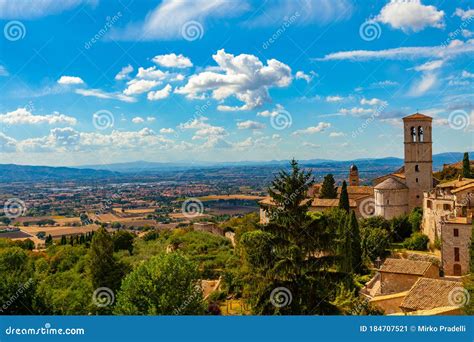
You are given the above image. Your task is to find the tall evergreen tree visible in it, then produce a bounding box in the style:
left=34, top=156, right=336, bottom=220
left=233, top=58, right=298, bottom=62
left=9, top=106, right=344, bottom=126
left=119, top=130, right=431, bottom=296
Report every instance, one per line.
left=89, top=227, right=124, bottom=294
left=463, top=152, right=471, bottom=178
left=241, top=159, right=338, bottom=314
left=60, top=235, right=67, bottom=245
left=338, top=181, right=350, bottom=212
left=320, top=174, right=337, bottom=199
left=348, top=211, right=362, bottom=273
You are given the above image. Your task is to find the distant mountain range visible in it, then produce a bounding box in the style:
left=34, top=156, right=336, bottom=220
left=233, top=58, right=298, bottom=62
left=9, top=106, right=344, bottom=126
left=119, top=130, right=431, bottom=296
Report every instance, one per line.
left=0, top=152, right=470, bottom=183
left=80, top=152, right=471, bottom=172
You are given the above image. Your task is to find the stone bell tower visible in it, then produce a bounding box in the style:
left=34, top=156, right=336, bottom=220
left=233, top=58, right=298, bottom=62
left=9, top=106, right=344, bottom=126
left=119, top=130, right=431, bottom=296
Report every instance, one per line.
left=403, top=113, right=433, bottom=209
left=349, top=164, right=359, bottom=186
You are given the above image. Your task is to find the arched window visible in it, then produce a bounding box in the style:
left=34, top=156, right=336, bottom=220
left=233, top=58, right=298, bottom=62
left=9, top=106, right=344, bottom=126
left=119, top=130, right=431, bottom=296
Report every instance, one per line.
left=411, top=126, right=417, bottom=142
left=415, top=165, right=419, bottom=172
left=418, top=126, right=424, bottom=142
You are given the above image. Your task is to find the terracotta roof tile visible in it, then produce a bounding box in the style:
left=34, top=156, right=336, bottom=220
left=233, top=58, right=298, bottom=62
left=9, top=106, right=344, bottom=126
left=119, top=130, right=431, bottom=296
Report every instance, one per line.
left=400, top=278, right=463, bottom=311
left=403, top=113, right=433, bottom=121
left=380, top=258, right=431, bottom=275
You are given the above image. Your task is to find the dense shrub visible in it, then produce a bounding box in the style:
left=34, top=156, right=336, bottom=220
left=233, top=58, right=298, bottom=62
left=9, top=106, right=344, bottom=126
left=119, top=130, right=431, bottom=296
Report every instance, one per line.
left=402, top=233, right=429, bottom=251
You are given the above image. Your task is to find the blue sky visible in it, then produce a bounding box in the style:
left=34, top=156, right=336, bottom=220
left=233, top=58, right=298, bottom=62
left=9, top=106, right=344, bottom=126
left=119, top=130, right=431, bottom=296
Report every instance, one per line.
left=0, top=0, right=473, bottom=166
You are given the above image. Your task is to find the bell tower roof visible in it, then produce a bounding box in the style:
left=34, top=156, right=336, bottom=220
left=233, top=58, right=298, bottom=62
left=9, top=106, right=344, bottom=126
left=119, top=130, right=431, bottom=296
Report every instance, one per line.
left=402, top=113, right=432, bottom=121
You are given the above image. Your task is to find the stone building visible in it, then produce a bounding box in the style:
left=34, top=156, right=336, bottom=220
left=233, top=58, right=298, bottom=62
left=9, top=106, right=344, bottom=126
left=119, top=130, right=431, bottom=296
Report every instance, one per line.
left=374, top=177, right=409, bottom=219
left=349, top=164, right=359, bottom=186
left=422, top=177, right=473, bottom=276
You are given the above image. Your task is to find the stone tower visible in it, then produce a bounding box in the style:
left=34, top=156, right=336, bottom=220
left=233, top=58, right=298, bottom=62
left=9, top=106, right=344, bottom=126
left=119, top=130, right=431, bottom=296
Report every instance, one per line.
left=349, top=164, right=359, bottom=186
left=403, top=113, right=433, bottom=209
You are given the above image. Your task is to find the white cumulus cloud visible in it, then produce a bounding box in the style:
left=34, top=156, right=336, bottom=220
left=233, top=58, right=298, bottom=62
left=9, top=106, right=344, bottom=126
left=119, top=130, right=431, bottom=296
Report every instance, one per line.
left=57, top=76, right=84, bottom=85
left=147, top=84, right=172, bottom=101
left=0, top=108, right=77, bottom=126
left=153, top=53, right=193, bottom=68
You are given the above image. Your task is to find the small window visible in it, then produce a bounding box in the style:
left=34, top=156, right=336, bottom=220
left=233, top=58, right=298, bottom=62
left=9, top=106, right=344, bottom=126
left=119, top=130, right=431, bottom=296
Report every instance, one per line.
left=454, top=247, right=460, bottom=262
left=427, top=200, right=432, bottom=209
left=443, top=204, right=451, bottom=211
left=416, top=178, right=419, bottom=183
left=416, top=195, right=420, bottom=199
left=454, top=229, right=459, bottom=237
left=415, top=165, right=419, bottom=172
left=386, top=200, right=389, bottom=205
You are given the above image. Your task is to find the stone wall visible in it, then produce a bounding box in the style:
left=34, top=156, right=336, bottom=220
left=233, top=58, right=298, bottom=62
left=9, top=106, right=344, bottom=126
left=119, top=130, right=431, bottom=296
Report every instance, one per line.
left=441, top=222, right=471, bottom=276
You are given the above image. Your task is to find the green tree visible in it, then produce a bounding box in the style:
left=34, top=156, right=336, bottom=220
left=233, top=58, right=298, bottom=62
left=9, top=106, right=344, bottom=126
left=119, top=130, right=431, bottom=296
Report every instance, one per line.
left=320, top=174, right=337, bottom=199
left=408, top=207, right=423, bottom=233
left=338, top=181, right=350, bottom=212
left=348, top=211, right=362, bottom=273
left=60, top=235, right=67, bottom=245
left=390, top=215, right=412, bottom=242
left=88, top=227, right=125, bottom=294
left=0, top=247, right=36, bottom=314
left=360, top=226, right=390, bottom=263
left=113, top=230, right=135, bottom=254
left=114, top=253, right=205, bottom=315
left=402, top=232, right=429, bottom=251
left=45, top=234, right=53, bottom=247
left=463, top=152, right=471, bottom=178
left=241, top=159, right=338, bottom=315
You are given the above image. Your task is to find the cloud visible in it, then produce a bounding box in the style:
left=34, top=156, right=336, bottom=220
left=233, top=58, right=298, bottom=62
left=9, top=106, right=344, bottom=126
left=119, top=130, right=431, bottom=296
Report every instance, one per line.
left=123, top=79, right=160, bottom=96
left=147, top=84, right=172, bottom=101
left=360, top=98, right=387, bottom=106
left=0, top=0, right=95, bottom=19
left=302, top=142, right=321, bottom=148
left=0, top=65, right=9, bottom=77
left=237, top=120, right=266, bottom=130
left=111, top=0, right=247, bottom=41
left=115, top=65, right=134, bottom=81
left=153, top=53, right=193, bottom=68
left=316, top=39, right=474, bottom=61
left=376, top=0, right=444, bottom=33
left=454, top=8, right=474, bottom=21
left=18, top=127, right=172, bottom=153
left=179, top=116, right=227, bottom=142
left=339, top=107, right=373, bottom=116
left=57, top=76, right=84, bottom=85
left=0, top=108, right=77, bottom=126
left=462, top=29, right=474, bottom=38
left=132, top=117, right=145, bottom=124
left=75, top=88, right=136, bottom=103
left=146, top=117, right=156, bottom=122
left=295, top=71, right=312, bottom=82
left=326, top=95, right=344, bottom=102
left=412, top=59, right=444, bottom=71
left=462, top=70, right=474, bottom=79
left=160, top=128, right=175, bottom=134
left=369, top=80, right=399, bottom=88
left=409, top=72, right=438, bottom=96
left=0, top=133, right=17, bottom=152
left=246, top=0, right=353, bottom=27
left=257, top=104, right=286, bottom=117
left=292, top=122, right=331, bottom=135
left=135, top=66, right=167, bottom=81
left=329, top=132, right=345, bottom=137
left=176, top=49, right=292, bottom=111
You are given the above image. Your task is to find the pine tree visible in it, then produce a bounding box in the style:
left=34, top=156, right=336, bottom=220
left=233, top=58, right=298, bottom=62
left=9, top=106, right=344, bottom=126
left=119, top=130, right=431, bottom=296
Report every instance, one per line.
left=463, top=152, right=471, bottom=178
left=348, top=210, right=362, bottom=273
left=45, top=234, right=53, bottom=247
left=320, top=174, right=337, bottom=198
left=60, top=235, right=67, bottom=245
left=241, top=159, right=339, bottom=314
left=69, top=236, right=74, bottom=246
left=338, top=181, right=350, bottom=212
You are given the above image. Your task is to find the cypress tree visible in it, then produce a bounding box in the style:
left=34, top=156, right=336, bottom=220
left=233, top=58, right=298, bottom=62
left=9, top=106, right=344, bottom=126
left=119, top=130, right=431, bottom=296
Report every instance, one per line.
left=338, top=181, right=350, bottom=212
left=320, top=174, right=337, bottom=198
left=60, top=235, right=67, bottom=245
left=463, top=152, right=471, bottom=178
left=89, top=227, right=124, bottom=292
left=348, top=210, right=362, bottom=273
